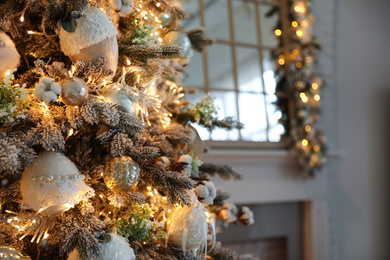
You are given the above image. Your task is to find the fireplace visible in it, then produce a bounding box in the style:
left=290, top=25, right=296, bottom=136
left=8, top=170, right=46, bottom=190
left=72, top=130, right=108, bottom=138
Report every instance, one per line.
left=217, top=202, right=303, bottom=260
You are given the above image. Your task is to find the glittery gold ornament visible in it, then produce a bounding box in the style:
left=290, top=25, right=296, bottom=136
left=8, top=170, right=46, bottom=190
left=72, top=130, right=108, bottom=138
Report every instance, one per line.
left=61, top=77, right=88, bottom=106
left=104, top=156, right=140, bottom=193
left=0, top=246, right=26, bottom=260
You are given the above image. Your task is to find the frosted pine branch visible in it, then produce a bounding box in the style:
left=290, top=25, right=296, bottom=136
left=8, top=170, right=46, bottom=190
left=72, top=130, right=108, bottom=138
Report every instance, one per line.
left=199, top=163, right=243, bottom=181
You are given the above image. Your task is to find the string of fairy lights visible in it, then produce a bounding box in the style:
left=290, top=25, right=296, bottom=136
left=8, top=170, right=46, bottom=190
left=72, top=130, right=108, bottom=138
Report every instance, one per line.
left=271, top=0, right=327, bottom=175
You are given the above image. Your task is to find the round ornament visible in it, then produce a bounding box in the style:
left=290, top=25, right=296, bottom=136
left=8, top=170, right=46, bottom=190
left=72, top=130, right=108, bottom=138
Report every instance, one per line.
left=167, top=192, right=211, bottom=252
left=0, top=246, right=26, bottom=260
left=59, top=7, right=118, bottom=75
left=101, top=89, right=135, bottom=114
left=0, top=32, right=20, bottom=80
left=20, top=151, right=95, bottom=216
left=61, top=77, right=89, bottom=106
left=104, top=156, right=140, bottom=193
left=163, top=31, right=192, bottom=59
left=158, top=12, right=172, bottom=27
left=68, top=233, right=135, bottom=260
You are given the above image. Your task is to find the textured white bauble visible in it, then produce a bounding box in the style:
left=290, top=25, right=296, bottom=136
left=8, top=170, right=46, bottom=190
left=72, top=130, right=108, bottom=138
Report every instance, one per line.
left=0, top=32, right=20, bottom=80
left=20, top=151, right=94, bottom=216
left=67, top=233, right=135, bottom=260
left=59, top=7, right=118, bottom=75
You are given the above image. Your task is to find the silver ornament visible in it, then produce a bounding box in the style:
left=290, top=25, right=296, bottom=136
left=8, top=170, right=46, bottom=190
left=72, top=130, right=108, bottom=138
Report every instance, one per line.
left=0, top=246, right=26, bottom=260
left=61, top=77, right=89, bottom=106
left=163, top=31, right=192, bottom=59
left=104, top=156, right=140, bottom=193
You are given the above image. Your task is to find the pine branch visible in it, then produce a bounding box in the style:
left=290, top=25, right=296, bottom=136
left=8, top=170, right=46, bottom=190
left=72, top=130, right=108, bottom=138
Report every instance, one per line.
left=127, top=146, right=161, bottom=163
left=140, top=163, right=195, bottom=206
left=110, top=132, right=134, bottom=157
left=173, top=112, right=244, bottom=131
left=161, top=123, right=191, bottom=145
left=119, top=44, right=182, bottom=60
left=26, top=118, right=65, bottom=152
left=208, top=242, right=238, bottom=260
left=199, top=163, right=242, bottom=181
left=122, top=191, right=146, bottom=205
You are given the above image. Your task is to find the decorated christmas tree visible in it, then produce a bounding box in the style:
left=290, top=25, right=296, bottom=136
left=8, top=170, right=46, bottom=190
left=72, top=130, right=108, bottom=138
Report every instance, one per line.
left=0, top=0, right=254, bottom=259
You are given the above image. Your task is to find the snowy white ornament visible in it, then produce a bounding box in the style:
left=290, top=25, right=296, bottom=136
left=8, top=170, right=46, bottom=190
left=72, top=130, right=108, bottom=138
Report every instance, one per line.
left=0, top=32, right=20, bottom=80
left=0, top=246, right=26, bottom=260
left=59, top=7, right=118, bottom=75
left=167, top=191, right=215, bottom=256
left=67, top=233, right=135, bottom=260
left=34, top=77, right=62, bottom=104
left=20, top=151, right=95, bottom=216
left=195, top=180, right=216, bottom=206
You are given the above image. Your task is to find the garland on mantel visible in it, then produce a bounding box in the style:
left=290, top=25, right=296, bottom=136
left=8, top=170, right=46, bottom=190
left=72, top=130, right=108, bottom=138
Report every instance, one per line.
left=268, top=0, right=327, bottom=175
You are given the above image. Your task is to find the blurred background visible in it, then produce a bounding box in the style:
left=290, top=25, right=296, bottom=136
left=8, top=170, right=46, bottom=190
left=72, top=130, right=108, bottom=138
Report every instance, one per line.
left=181, top=0, right=390, bottom=259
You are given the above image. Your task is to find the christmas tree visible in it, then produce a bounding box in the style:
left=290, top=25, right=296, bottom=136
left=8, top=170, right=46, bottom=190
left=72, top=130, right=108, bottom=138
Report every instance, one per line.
left=0, top=0, right=254, bottom=259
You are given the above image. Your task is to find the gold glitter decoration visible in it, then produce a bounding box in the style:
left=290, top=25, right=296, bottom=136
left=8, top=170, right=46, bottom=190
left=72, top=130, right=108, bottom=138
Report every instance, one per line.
left=104, top=156, right=140, bottom=193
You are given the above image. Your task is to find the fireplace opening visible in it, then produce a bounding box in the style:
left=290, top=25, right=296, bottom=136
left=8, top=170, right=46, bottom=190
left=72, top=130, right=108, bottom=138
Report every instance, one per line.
left=216, top=202, right=303, bottom=260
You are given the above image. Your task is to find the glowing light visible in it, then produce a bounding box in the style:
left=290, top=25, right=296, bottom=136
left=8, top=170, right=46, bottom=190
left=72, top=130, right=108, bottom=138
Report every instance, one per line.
left=162, top=197, right=167, bottom=200
left=274, top=29, right=282, bottom=36
left=5, top=70, right=10, bottom=76
left=27, top=31, right=34, bottom=34
left=302, top=139, right=309, bottom=146
left=43, top=233, right=49, bottom=240
left=13, top=217, right=18, bottom=220
left=314, top=94, right=321, bottom=101
left=296, top=30, right=303, bottom=37
left=139, top=4, right=142, bottom=7
left=312, top=83, right=319, bottom=90
left=305, top=125, right=311, bottom=132
left=300, top=92, right=306, bottom=98
left=155, top=17, right=159, bottom=22
left=292, top=21, right=298, bottom=27
left=68, top=128, right=74, bottom=137
left=156, top=2, right=161, bottom=7
left=7, top=219, right=11, bottom=223
left=293, top=49, right=299, bottom=55
left=314, top=145, right=321, bottom=152
left=147, top=186, right=152, bottom=190
left=127, top=59, right=131, bottom=65
left=278, top=58, right=285, bottom=65
left=32, top=219, right=36, bottom=224
left=296, top=62, right=302, bottom=69
left=167, top=209, right=171, bottom=213
left=20, top=16, right=24, bottom=22
left=137, top=75, right=140, bottom=84
left=99, top=194, right=104, bottom=198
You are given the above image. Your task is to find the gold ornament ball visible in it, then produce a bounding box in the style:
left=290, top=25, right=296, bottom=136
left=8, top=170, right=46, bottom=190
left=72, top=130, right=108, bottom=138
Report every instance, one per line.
left=104, top=156, right=140, bottom=193
left=61, top=77, right=89, bottom=106
left=0, top=246, right=26, bottom=260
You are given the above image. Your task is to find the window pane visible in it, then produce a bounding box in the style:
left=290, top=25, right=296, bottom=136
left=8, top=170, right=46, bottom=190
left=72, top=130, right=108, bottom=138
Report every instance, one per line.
left=233, top=0, right=257, bottom=45
left=259, top=4, right=278, bottom=48
left=205, top=0, right=230, bottom=40
left=210, top=91, right=239, bottom=141
left=266, top=94, right=285, bottom=142
left=182, top=0, right=201, bottom=28
left=182, top=52, right=204, bottom=87
left=208, top=44, right=235, bottom=90
left=262, top=50, right=277, bottom=94
left=236, top=47, right=263, bottom=93
left=238, top=93, right=268, bottom=141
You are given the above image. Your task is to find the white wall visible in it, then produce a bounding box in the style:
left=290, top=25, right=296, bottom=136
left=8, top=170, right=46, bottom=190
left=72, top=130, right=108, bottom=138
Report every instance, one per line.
left=315, top=0, right=390, bottom=259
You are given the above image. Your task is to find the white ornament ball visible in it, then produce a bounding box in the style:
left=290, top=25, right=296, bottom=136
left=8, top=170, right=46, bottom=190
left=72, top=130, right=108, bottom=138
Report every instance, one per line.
left=20, top=151, right=95, bottom=216
left=61, top=77, right=89, bottom=106
left=0, top=32, right=19, bottom=80
left=59, top=7, right=118, bottom=75
left=67, top=233, right=135, bottom=260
